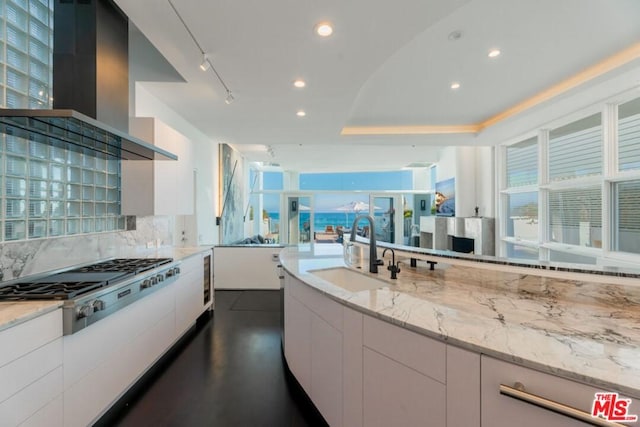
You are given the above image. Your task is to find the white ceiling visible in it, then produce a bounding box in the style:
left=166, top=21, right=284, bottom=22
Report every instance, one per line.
left=116, top=0, right=640, bottom=172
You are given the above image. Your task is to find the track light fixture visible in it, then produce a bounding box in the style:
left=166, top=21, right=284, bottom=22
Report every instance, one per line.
left=199, top=54, right=210, bottom=71
left=168, top=0, right=235, bottom=104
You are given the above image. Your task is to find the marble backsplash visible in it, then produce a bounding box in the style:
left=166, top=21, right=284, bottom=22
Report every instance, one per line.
left=0, top=216, right=174, bottom=281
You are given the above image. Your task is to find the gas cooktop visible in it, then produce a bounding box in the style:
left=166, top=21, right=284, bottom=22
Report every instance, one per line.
left=68, top=258, right=173, bottom=274
left=0, top=258, right=174, bottom=301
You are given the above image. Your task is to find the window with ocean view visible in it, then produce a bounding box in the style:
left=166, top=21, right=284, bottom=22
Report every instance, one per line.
left=249, top=168, right=426, bottom=245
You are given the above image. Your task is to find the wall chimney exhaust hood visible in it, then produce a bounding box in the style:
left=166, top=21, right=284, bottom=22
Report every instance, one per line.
left=0, top=109, right=178, bottom=161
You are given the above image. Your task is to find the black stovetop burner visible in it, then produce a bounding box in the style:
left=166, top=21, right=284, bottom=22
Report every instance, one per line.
left=0, top=258, right=174, bottom=301
left=68, top=258, right=173, bottom=275
left=0, top=280, right=109, bottom=300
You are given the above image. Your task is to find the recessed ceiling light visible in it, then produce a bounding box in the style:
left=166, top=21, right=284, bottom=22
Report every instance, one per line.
left=315, top=22, right=333, bottom=37
left=448, top=30, right=462, bottom=41
left=293, top=79, right=306, bottom=88
left=296, top=110, right=306, bottom=117
left=488, top=49, right=501, bottom=58
left=450, top=82, right=461, bottom=90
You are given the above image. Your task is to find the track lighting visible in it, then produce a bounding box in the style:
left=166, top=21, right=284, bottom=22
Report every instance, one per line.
left=168, top=0, right=235, bottom=105
left=199, top=54, right=210, bottom=71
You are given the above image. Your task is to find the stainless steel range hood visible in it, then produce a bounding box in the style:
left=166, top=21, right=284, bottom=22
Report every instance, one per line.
left=0, top=109, right=178, bottom=161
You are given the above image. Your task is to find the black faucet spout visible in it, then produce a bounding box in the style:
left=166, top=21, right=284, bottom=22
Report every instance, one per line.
left=382, top=248, right=401, bottom=279
left=350, top=215, right=382, bottom=273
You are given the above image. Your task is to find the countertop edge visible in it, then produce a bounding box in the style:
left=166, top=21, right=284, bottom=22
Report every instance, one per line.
left=0, top=301, right=63, bottom=332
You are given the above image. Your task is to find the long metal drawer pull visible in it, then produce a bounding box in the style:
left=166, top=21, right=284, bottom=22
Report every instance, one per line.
left=499, top=383, right=629, bottom=427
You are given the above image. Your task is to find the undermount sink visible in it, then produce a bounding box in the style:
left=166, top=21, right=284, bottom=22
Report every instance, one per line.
left=309, top=267, right=388, bottom=292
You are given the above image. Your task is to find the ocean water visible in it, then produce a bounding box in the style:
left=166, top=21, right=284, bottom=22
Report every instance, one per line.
left=268, top=212, right=368, bottom=232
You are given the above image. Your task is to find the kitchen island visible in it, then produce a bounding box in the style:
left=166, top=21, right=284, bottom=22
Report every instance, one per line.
left=280, top=243, right=640, bottom=427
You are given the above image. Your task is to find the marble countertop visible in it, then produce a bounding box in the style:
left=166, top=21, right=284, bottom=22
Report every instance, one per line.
left=279, top=244, right=640, bottom=399
left=357, top=237, right=640, bottom=279
left=0, top=301, right=62, bottom=332
left=131, top=245, right=213, bottom=262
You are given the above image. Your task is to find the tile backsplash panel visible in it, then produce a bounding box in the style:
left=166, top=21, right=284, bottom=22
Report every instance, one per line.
left=0, top=216, right=174, bottom=281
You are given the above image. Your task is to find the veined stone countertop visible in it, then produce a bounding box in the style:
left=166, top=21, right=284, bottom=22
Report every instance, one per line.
left=0, top=301, right=62, bottom=332
left=279, top=244, right=640, bottom=399
left=132, top=245, right=213, bottom=262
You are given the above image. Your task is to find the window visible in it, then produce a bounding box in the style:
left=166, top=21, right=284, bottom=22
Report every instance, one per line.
left=503, top=138, right=539, bottom=244
left=506, top=192, right=538, bottom=241
left=549, top=113, right=602, bottom=181
left=548, top=187, right=601, bottom=247
left=506, top=137, right=537, bottom=187
left=618, top=97, right=640, bottom=172
left=499, top=94, right=640, bottom=265
left=613, top=180, right=640, bottom=254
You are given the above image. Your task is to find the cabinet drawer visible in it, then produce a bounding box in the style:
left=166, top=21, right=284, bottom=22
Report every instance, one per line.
left=64, top=284, right=175, bottom=388
left=0, top=366, right=63, bottom=427
left=363, top=315, right=445, bottom=383
left=363, top=347, right=445, bottom=427
left=481, top=355, right=631, bottom=427
left=0, top=338, right=62, bottom=403
left=64, top=312, right=176, bottom=427
left=0, top=309, right=62, bottom=369
left=20, top=395, right=63, bottom=427
left=180, top=253, right=205, bottom=276
left=289, top=276, right=343, bottom=331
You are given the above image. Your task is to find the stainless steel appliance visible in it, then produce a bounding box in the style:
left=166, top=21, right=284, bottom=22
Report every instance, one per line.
left=0, top=258, right=181, bottom=335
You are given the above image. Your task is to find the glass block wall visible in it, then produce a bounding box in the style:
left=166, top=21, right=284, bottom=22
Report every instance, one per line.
left=1, top=131, right=125, bottom=240
left=1, top=0, right=53, bottom=109
left=0, top=0, right=126, bottom=241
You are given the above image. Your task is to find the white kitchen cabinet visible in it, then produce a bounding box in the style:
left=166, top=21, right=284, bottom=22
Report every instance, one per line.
left=64, top=284, right=177, bottom=427
left=446, top=345, right=480, bottom=427
left=363, top=315, right=446, bottom=383
left=20, top=395, right=63, bottom=427
left=175, top=252, right=210, bottom=336
left=363, top=347, right=446, bottom=427
left=0, top=309, right=63, bottom=427
left=284, top=273, right=345, bottom=425
left=481, top=355, right=616, bottom=427
left=362, top=315, right=446, bottom=427
left=213, top=247, right=283, bottom=290
left=342, top=307, right=363, bottom=427
left=310, top=312, right=343, bottom=427
left=284, top=277, right=312, bottom=394
left=122, top=117, right=194, bottom=215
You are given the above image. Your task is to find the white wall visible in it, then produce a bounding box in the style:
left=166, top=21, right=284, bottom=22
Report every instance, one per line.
left=436, top=147, right=457, bottom=182
left=412, top=168, right=430, bottom=191
left=434, top=146, right=494, bottom=218
left=475, top=146, right=494, bottom=218
left=454, top=147, right=477, bottom=217
left=134, top=83, right=219, bottom=245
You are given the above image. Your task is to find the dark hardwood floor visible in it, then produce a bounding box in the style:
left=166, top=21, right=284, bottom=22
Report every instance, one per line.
left=105, top=290, right=314, bottom=427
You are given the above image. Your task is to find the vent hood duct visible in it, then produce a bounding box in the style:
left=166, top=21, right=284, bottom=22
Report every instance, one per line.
left=0, top=109, right=177, bottom=161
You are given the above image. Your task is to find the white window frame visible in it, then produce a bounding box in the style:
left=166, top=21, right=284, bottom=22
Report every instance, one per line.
left=498, top=89, right=640, bottom=266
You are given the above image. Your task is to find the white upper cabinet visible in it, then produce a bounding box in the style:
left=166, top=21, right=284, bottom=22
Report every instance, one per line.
left=122, top=117, right=194, bottom=215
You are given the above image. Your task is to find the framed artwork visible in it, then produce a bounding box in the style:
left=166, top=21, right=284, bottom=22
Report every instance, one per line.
left=435, top=178, right=455, bottom=216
